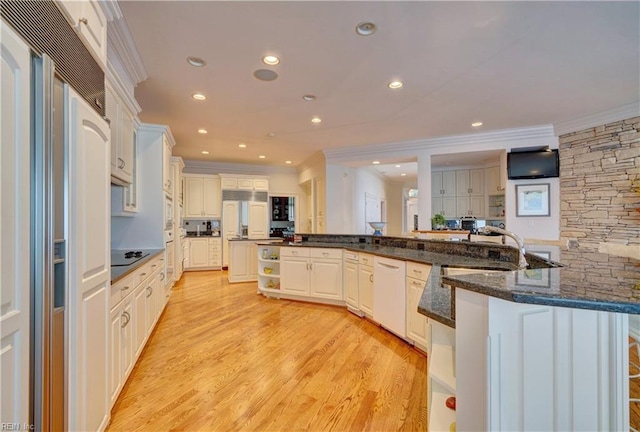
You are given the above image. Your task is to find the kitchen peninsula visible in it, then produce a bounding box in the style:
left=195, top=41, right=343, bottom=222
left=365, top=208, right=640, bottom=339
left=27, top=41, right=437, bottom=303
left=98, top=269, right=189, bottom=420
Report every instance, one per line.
left=269, top=234, right=639, bottom=431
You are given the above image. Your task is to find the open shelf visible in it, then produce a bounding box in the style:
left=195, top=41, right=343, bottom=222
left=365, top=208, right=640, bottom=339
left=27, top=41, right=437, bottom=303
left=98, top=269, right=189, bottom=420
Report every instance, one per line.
left=258, top=244, right=281, bottom=293
left=258, top=272, right=280, bottom=278
left=429, top=381, right=456, bottom=432
left=429, top=342, right=456, bottom=393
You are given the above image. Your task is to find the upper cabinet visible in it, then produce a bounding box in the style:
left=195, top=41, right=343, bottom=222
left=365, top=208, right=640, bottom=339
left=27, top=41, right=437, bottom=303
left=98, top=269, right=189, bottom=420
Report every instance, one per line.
left=432, top=171, right=457, bottom=197
left=162, top=135, right=173, bottom=197
left=106, top=82, right=134, bottom=185
left=220, top=176, right=269, bottom=191
left=184, top=174, right=221, bottom=218
left=56, top=0, right=107, bottom=68
left=485, top=166, right=505, bottom=195
left=456, top=169, right=484, bottom=197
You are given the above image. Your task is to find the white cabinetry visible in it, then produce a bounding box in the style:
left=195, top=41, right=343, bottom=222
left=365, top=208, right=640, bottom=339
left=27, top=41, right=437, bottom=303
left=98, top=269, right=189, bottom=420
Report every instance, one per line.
left=432, top=196, right=457, bottom=218
left=228, top=241, right=259, bottom=283
left=248, top=201, right=269, bottom=239
left=220, top=176, right=269, bottom=191
left=184, top=174, right=221, bottom=218
left=431, top=171, right=457, bottom=197
left=485, top=165, right=505, bottom=195
left=280, top=247, right=343, bottom=302
left=456, top=169, right=484, bottom=196
left=428, top=319, right=457, bottom=432
left=257, top=244, right=281, bottom=292
left=406, top=262, right=431, bottom=352
left=185, top=237, right=222, bottom=270
left=456, top=195, right=485, bottom=218
left=162, top=135, right=173, bottom=197
left=343, top=253, right=359, bottom=310
left=373, top=257, right=406, bottom=338
left=67, top=89, right=110, bottom=432
left=1, top=22, right=31, bottom=427
left=56, top=0, right=107, bottom=68
left=222, top=200, right=239, bottom=267
left=358, top=254, right=374, bottom=317
left=455, top=289, right=627, bottom=431
left=106, top=81, right=134, bottom=185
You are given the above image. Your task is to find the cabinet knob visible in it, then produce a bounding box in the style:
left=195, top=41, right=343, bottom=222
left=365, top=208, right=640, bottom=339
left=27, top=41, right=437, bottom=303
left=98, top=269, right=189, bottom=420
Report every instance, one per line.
left=79, top=17, right=88, bottom=25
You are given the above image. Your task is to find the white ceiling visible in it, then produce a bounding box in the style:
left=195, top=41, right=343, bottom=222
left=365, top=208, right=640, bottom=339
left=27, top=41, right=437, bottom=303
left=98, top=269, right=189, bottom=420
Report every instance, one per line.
left=119, top=1, right=639, bottom=169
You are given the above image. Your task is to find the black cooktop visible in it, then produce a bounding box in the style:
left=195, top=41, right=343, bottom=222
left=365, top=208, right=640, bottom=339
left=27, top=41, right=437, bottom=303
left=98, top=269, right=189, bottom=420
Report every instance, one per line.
left=111, top=250, right=150, bottom=267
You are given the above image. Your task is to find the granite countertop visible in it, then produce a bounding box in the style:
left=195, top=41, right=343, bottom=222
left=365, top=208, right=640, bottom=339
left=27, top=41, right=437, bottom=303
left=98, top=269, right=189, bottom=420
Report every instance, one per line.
left=111, top=249, right=164, bottom=284
left=185, top=231, right=220, bottom=238
left=441, top=247, right=640, bottom=320
left=229, top=237, right=283, bottom=242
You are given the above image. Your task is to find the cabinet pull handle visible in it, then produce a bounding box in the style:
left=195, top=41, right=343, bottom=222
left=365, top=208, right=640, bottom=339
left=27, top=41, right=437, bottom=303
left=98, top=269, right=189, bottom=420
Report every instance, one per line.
left=322, top=252, right=329, bottom=256
left=378, top=262, right=400, bottom=270
left=121, top=285, right=130, bottom=292
left=79, top=17, right=88, bottom=25
left=413, top=269, right=422, bottom=274
left=161, top=273, right=165, bottom=280
left=146, top=286, right=153, bottom=297
left=310, top=263, right=313, bottom=270
left=369, top=274, right=373, bottom=283
left=140, top=272, right=147, bottom=277
left=121, top=311, right=130, bottom=328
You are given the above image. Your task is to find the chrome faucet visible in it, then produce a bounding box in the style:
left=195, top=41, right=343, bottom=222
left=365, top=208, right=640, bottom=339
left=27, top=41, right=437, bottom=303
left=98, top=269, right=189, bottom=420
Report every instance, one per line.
left=481, top=226, right=528, bottom=269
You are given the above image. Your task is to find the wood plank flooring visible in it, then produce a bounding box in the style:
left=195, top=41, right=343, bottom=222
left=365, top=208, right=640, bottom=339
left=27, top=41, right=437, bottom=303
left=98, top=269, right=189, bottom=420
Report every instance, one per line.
left=107, top=271, right=428, bottom=432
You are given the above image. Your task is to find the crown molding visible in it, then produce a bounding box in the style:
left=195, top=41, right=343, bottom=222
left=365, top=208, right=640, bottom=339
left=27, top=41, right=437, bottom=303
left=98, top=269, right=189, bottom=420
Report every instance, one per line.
left=107, top=17, right=148, bottom=89
left=324, top=125, right=556, bottom=164
left=553, top=102, right=640, bottom=136
left=183, top=160, right=297, bottom=176
left=138, top=123, right=175, bottom=148
left=100, top=0, right=123, bottom=22
left=296, top=151, right=326, bottom=173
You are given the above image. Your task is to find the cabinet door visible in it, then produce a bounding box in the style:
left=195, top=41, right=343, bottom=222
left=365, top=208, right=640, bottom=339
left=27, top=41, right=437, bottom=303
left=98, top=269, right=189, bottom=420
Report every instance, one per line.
left=248, top=202, right=268, bottom=239
left=78, top=0, right=107, bottom=66
left=485, top=166, right=503, bottom=195
left=358, top=266, right=374, bottom=316
left=310, top=259, right=343, bottom=300
left=221, top=177, right=238, bottom=189
left=184, top=177, right=204, bottom=218
left=470, top=196, right=484, bottom=217
left=1, top=23, right=31, bottom=426
left=248, top=242, right=259, bottom=279
left=344, top=261, right=359, bottom=308
left=189, top=239, right=209, bottom=267
left=163, top=135, right=172, bottom=196
left=469, top=169, right=484, bottom=196
left=432, top=197, right=457, bottom=218
left=456, top=196, right=470, bottom=217
left=119, top=107, right=134, bottom=182
left=203, top=177, right=221, bottom=217
left=281, top=258, right=310, bottom=295
left=237, top=178, right=254, bottom=190
left=133, top=285, right=147, bottom=359
left=109, top=307, right=123, bottom=407
left=106, top=85, right=121, bottom=177
left=406, top=276, right=429, bottom=349
left=121, top=297, right=134, bottom=379
left=431, top=172, right=444, bottom=196
left=68, top=89, right=110, bottom=432
left=315, top=178, right=326, bottom=217
left=253, top=179, right=269, bottom=191
left=456, top=170, right=471, bottom=196
left=229, top=242, right=249, bottom=279
left=442, top=171, right=457, bottom=196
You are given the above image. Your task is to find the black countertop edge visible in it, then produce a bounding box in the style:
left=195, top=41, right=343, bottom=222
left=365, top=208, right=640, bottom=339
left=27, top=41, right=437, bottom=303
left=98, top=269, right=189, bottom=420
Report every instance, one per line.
left=185, top=233, right=220, bottom=238
left=111, top=249, right=164, bottom=285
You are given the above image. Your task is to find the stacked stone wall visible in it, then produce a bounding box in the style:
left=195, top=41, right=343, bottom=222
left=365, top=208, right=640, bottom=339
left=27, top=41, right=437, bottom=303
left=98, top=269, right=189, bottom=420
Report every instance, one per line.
left=559, top=117, right=640, bottom=250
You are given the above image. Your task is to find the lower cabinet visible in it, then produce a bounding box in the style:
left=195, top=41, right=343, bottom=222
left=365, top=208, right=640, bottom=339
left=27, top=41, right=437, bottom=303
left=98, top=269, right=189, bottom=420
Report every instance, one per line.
left=406, top=262, right=432, bottom=352
left=280, top=247, right=343, bottom=301
left=228, top=241, right=259, bottom=283
left=373, top=256, right=406, bottom=338
left=109, top=254, right=166, bottom=410
left=185, top=237, right=222, bottom=270
left=358, top=254, right=374, bottom=316
left=343, top=254, right=359, bottom=310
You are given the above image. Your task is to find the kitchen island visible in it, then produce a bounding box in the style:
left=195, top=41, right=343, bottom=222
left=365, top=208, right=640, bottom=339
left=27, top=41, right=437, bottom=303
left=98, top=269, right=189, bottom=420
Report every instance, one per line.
left=278, top=234, right=640, bottom=431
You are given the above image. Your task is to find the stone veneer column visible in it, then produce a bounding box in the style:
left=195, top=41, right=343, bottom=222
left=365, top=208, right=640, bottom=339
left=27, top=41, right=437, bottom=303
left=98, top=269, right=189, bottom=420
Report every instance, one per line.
left=558, top=116, right=640, bottom=253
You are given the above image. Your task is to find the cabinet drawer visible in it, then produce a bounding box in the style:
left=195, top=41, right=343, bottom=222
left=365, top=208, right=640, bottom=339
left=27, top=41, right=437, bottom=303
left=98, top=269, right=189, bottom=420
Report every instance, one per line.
left=406, top=276, right=427, bottom=291
left=110, top=274, right=134, bottom=309
left=359, top=253, right=374, bottom=266
left=221, top=178, right=237, bottom=189
left=406, top=262, right=432, bottom=282
left=280, top=247, right=310, bottom=258
left=253, top=179, right=269, bottom=191
left=310, top=248, right=342, bottom=260
left=237, top=178, right=253, bottom=189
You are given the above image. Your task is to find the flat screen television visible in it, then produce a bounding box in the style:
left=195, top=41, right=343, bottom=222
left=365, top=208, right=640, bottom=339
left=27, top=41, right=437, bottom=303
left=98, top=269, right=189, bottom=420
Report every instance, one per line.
left=507, top=149, right=559, bottom=179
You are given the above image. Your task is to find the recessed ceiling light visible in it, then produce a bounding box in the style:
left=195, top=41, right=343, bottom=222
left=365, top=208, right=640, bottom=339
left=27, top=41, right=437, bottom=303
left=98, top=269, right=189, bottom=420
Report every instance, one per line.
left=355, top=22, right=377, bottom=36
left=192, top=93, right=206, bottom=101
left=472, top=121, right=483, bottom=127
left=258, top=155, right=266, bottom=159
left=238, top=143, right=247, bottom=148
left=285, top=160, right=292, bottom=164
left=186, top=56, right=206, bottom=67
left=311, top=117, right=322, bottom=124
left=302, top=95, right=316, bottom=101
left=254, top=69, right=278, bottom=81
left=401, top=173, right=407, bottom=176
left=372, top=161, right=380, bottom=165
left=198, top=129, right=208, bottom=134
left=201, top=151, right=209, bottom=155
left=395, top=164, right=401, bottom=168
left=266, top=132, right=276, bottom=138
left=388, top=81, right=403, bottom=89
left=262, top=55, right=280, bottom=66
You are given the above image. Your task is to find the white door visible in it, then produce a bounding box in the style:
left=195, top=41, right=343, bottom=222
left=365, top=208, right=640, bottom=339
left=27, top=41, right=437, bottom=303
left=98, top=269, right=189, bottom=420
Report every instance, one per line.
left=67, top=89, right=110, bottom=432
left=1, top=22, right=31, bottom=425
left=406, top=277, right=429, bottom=348
left=189, top=238, right=209, bottom=267
left=364, top=193, right=381, bottom=234
left=248, top=201, right=268, bottom=239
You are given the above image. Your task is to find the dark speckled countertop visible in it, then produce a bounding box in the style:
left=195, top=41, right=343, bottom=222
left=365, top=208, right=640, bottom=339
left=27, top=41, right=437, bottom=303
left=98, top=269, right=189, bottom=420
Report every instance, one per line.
left=288, top=234, right=640, bottom=328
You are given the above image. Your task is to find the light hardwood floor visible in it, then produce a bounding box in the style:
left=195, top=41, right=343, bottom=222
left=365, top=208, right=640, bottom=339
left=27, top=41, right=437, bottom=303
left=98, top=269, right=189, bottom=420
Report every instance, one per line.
left=107, top=271, right=428, bottom=431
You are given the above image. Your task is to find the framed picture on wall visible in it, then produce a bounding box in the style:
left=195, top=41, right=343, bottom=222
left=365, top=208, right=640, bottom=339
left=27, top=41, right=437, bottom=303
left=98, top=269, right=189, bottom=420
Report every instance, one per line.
left=515, top=183, right=550, bottom=217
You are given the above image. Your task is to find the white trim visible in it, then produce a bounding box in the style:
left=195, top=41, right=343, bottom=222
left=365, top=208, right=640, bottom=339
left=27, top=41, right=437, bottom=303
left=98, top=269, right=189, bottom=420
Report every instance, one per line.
left=138, top=123, right=176, bottom=148
left=324, top=125, right=556, bottom=164
left=553, top=102, right=640, bottom=136
left=106, top=18, right=148, bottom=89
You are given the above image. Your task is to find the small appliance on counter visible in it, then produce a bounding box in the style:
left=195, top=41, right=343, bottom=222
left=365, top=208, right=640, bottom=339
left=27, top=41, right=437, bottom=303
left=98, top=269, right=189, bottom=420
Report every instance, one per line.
left=459, top=217, right=486, bottom=234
